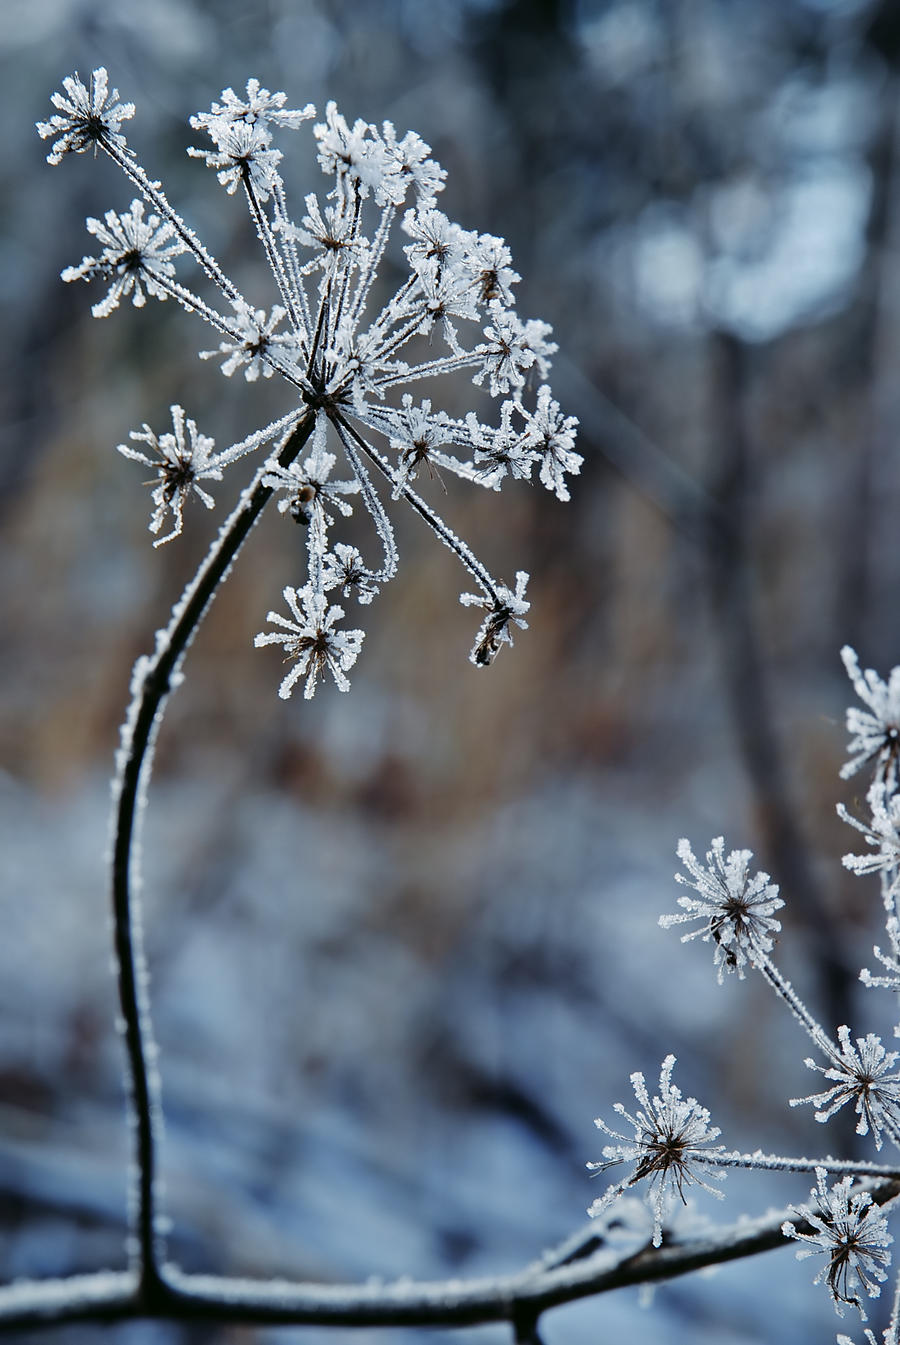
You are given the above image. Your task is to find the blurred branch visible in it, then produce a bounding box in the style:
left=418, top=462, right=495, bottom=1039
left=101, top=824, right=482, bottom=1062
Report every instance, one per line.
left=3, top=1180, right=898, bottom=1332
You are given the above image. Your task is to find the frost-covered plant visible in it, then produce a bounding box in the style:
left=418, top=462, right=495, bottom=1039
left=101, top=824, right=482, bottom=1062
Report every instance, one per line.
left=20, top=63, right=900, bottom=1345
left=39, top=68, right=581, bottom=699
left=586, top=648, right=900, bottom=1337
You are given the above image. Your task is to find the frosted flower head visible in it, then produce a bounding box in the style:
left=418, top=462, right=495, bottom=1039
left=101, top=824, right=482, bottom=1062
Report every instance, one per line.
left=188, top=120, right=283, bottom=200
left=387, top=395, right=453, bottom=496
left=839, top=781, right=900, bottom=894
left=117, top=405, right=221, bottom=546
left=460, top=571, right=530, bottom=667
left=254, top=585, right=364, bottom=700
left=322, top=543, right=379, bottom=605
left=473, top=302, right=557, bottom=396
left=790, top=1027, right=900, bottom=1151
left=466, top=402, right=538, bottom=490
left=61, top=201, right=185, bottom=317
left=190, top=79, right=314, bottom=134
left=782, top=1169, right=892, bottom=1319
left=841, top=647, right=900, bottom=787
left=200, top=301, right=295, bottom=381
left=37, top=67, right=134, bottom=164
left=663, top=836, right=783, bottom=982
left=588, top=1055, right=725, bottom=1248
left=45, top=71, right=578, bottom=698
left=263, top=439, right=359, bottom=526
left=521, top=384, right=582, bottom=502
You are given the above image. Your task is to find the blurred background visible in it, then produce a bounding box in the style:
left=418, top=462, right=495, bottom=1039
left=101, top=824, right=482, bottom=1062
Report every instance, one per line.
left=3, top=0, right=900, bottom=1340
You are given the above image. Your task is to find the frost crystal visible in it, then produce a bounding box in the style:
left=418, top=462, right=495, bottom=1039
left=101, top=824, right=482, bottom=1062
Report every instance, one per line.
left=588, top=1055, right=725, bottom=1247
left=841, top=646, right=900, bottom=787
left=117, top=405, right=221, bottom=546
left=783, top=1169, right=893, bottom=1319
left=791, top=1027, right=900, bottom=1150
left=663, top=836, right=784, bottom=981
left=43, top=68, right=579, bottom=698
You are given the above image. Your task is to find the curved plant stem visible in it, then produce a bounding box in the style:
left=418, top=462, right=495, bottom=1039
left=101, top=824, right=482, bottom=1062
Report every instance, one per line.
left=109, top=410, right=315, bottom=1286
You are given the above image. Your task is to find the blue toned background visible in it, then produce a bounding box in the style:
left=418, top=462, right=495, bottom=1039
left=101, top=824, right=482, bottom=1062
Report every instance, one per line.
left=1, top=0, right=898, bottom=1340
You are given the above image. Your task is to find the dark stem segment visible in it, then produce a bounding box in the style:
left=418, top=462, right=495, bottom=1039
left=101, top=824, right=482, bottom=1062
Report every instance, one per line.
left=110, top=411, right=315, bottom=1285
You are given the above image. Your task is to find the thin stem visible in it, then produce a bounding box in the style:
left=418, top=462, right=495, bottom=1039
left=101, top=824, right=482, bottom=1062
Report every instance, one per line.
left=110, top=412, right=316, bottom=1284
left=757, top=955, right=839, bottom=1064
left=698, top=1150, right=900, bottom=1180
left=99, top=134, right=243, bottom=305
left=334, top=412, right=499, bottom=601
left=244, top=176, right=306, bottom=346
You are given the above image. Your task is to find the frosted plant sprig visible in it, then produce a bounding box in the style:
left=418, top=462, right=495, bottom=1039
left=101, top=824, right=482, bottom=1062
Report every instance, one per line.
left=117, top=405, right=221, bottom=546
left=841, top=647, right=900, bottom=788
left=791, top=1028, right=900, bottom=1152
left=254, top=585, right=364, bottom=700
left=663, top=836, right=784, bottom=982
left=783, top=1169, right=893, bottom=1319
left=839, top=782, right=900, bottom=897
left=588, top=1055, right=726, bottom=1247
left=61, top=201, right=187, bottom=317
left=42, top=67, right=579, bottom=698
left=37, top=68, right=135, bottom=164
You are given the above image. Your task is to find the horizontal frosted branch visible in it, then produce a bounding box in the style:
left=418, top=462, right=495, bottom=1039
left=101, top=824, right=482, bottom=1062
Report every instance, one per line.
left=3, top=1181, right=898, bottom=1332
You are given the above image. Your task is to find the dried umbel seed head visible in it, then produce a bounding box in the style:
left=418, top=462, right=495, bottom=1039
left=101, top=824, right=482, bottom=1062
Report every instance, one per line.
left=42, top=69, right=580, bottom=697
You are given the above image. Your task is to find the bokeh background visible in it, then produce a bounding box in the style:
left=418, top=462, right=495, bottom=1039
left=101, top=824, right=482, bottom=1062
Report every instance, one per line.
left=3, top=0, right=900, bottom=1340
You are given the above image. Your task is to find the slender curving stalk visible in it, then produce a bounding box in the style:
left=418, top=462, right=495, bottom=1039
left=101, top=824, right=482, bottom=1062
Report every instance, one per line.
left=109, top=411, right=315, bottom=1284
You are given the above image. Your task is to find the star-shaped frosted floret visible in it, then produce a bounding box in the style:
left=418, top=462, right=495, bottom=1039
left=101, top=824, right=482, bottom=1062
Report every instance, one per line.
left=322, top=543, right=380, bottom=605
left=191, top=79, right=314, bottom=134
left=386, top=395, right=453, bottom=496
left=254, top=585, right=364, bottom=699
left=473, top=302, right=557, bottom=397
left=378, top=122, right=446, bottom=208
left=520, top=384, right=582, bottom=502
left=462, top=233, right=520, bottom=308
left=314, top=102, right=380, bottom=193
left=402, top=208, right=470, bottom=278
left=279, top=193, right=369, bottom=274
left=466, top=402, right=537, bottom=490
left=588, top=1055, right=725, bottom=1248
left=199, top=300, right=295, bottom=381
left=460, top=571, right=530, bottom=667
left=841, top=647, right=900, bottom=787
left=791, top=1027, right=900, bottom=1150
left=663, top=836, right=783, bottom=982
left=263, top=441, right=359, bottom=525
left=188, top=120, right=283, bottom=201
left=38, top=67, right=135, bottom=165
left=117, top=405, right=221, bottom=546
left=61, top=200, right=185, bottom=317
left=839, top=781, right=900, bottom=891
left=860, top=916, right=900, bottom=993
left=782, top=1169, right=892, bottom=1319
